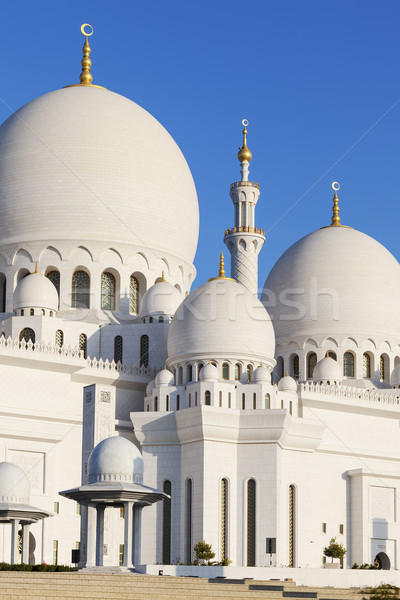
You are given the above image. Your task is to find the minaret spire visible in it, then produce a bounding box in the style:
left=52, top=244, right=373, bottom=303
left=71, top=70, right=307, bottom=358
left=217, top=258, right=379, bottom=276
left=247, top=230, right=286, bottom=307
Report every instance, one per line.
left=223, top=120, right=265, bottom=294
left=79, top=24, right=94, bottom=85
left=330, top=182, right=341, bottom=227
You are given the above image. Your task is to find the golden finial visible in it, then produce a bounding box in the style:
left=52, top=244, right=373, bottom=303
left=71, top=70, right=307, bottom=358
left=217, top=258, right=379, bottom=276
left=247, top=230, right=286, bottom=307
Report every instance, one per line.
left=79, top=24, right=94, bottom=85
left=34, top=262, right=39, bottom=274
left=208, top=252, right=235, bottom=282
left=330, top=182, right=341, bottom=227
left=238, top=119, right=252, bottom=163
left=161, top=271, right=166, bottom=282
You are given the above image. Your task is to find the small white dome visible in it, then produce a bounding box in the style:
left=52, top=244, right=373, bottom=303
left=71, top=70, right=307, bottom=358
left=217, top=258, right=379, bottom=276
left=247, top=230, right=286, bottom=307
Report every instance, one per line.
left=0, top=462, right=30, bottom=503
left=200, top=363, right=219, bottom=381
left=88, top=436, right=143, bottom=484
left=155, top=369, right=175, bottom=386
left=252, top=366, right=270, bottom=383
left=13, top=272, right=58, bottom=312
left=146, top=380, right=156, bottom=394
left=313, top=356, right=342, bottom=383
left=168, top=278, right=275, bottom=369
left=391, top=365, right=400, bottom=386
left=140, top=281, right=182, bottom=318
left=278, top=375, right=297, bottom=392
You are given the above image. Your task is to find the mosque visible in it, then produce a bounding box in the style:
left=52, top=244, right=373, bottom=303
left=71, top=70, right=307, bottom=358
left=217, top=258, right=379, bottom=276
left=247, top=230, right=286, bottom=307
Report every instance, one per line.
left=0, top=24, right=399, bottom=573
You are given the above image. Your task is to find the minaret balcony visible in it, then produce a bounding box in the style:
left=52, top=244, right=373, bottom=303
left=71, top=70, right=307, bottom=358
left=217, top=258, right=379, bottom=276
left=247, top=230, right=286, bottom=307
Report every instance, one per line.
left=230, top=181, right=259, bottom=190
left=224, top=226, right=265, bottom=236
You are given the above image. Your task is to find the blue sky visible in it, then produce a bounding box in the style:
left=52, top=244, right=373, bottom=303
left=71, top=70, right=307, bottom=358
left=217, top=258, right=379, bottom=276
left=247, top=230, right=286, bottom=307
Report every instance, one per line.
left=0, top=1, right=399, bottom=290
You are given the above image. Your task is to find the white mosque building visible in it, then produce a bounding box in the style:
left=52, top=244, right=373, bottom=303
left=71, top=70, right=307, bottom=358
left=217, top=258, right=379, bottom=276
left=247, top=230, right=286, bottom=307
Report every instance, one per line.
left=0, top=25, right=399, bottom=572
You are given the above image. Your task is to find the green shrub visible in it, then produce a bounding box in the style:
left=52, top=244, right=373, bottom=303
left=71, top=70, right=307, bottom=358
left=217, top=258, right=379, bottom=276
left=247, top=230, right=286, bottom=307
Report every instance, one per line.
left=362, top=584, right=400, bottom=600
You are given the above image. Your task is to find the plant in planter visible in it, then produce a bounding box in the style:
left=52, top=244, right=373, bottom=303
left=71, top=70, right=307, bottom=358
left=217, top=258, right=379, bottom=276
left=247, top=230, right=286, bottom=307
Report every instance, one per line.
left=193, top=541, right=216, bottom=565
left=323, top=537, right=346, bottom=567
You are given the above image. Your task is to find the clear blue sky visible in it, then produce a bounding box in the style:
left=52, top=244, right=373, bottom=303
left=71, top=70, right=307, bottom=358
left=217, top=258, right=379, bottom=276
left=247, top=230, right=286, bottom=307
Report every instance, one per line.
left=0, top=1, right=399, bottom=290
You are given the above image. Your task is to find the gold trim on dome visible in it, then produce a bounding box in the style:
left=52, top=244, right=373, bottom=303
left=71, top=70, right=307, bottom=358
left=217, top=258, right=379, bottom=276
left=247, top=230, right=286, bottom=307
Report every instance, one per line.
left=320, top=182, right=352, bottom=230
left=237, top=119, right=252, bottom=163
left=64, top=23, right=107, bottom=90
left=208, top=252, right=235, bottom=282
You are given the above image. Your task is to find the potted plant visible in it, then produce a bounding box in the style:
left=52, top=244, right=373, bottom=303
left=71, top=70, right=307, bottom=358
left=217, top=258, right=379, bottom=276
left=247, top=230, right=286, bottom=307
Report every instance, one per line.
left=323, top=537, right=346, bottom=569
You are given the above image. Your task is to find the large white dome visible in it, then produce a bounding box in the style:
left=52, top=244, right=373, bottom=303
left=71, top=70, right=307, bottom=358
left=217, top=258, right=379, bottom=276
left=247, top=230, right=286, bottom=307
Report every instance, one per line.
left=13, top=272, right=59, bottom=312
left=167, top=277, right=275, bottom=369
left=0, top=86, right=199, bottom=263
left=88, top=436, right=143, bottom=484
left=263, top=226, right=400, bottom=346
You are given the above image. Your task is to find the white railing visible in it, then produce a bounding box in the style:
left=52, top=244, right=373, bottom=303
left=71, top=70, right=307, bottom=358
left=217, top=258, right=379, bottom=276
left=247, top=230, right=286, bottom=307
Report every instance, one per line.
left=0, top=335, right=157, bottom=378
left=299, top=381, right=400, bottom=406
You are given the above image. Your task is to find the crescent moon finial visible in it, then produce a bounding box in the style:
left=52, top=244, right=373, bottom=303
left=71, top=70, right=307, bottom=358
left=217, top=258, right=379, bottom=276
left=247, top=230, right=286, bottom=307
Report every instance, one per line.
left=81, top=23, right=93, bottom=37
left=332, top=181, right=340, bottom=192
left=242, top=119, right=249, bottom=127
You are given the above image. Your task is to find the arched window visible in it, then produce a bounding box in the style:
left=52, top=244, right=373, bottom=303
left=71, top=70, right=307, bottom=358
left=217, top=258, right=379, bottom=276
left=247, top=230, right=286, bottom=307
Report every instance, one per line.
left=159, top=316, right=164, bottom=323
left=154, top=396, right=158, bottom=411
left=19, top=328, right=35, bottom=346
left=290, top=400, right=293, bottom=415
left=30, top=309, right=34, bottom=316
left=247, top=479, right=256, bottom=566
left=363, top=353, right=371, bottom=378
left=242, top=393, right=246, bottom=409
left=265, top=393, right=270, bottom=409
left=198, top=363, right=204, bottom=378
left=289, top=485, right=295, bottom=568
left=327, top=351, right=337, bottom=360
left=235, top=363, right=241, bottom=380
left=276, top=356, right=284, bottom=379
left=291, top=354, right=299, bottom=380
left=129, top=276, right=139, bottom=314
left=178, top=366, right=183, bottom=385
left=72, top=270, right=90, bottom=308
left=21, top=309, right=24, bottom=316
left=149, top=317, right=153, bottom=324
left=176, top=395, right=180, bottom=411
left=114, top=335, right=123, bottom=363
left=221, top=478, right=228, bottom=561
left=343, top=352, right=354, bottom=377
left=185, top=478, right=192, bottom=564
left=219, top=391, right=222, bottom=407
left=140, top=335, right=149, bottom=368
left=253, top=393, right=256, bottom=409
left=166, top=395, right=169, bottom=411
left=204, top=390, right=211, bottom=406
left=46, top=270, right=60, bottom=297
left=380, top=355, right=386, bottom=382
left=162, top=480, right=172, bottom=565
left=101, top=272, right=116, bottom=310
left=222, top=363, right=229, bottom=380
left=228, top=392, right=231, bottom=408
left=55, top=329, right=64, bottom=347
left=246, top=364, right=253, bottom=382
left=79, top=333, right=87, bottom=359
left=307, top=352, right=317, bottom=378
left=186, top=364, right=192, bottom=382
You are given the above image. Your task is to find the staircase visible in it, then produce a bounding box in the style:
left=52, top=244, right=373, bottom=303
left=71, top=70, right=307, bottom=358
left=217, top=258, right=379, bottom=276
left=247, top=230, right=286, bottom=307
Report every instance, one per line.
left=0, top=572, right=366, bottom=600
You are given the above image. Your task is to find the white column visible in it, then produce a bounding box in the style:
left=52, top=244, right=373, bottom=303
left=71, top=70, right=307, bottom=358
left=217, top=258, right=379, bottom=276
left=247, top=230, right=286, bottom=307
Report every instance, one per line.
left=86, top=505, right=97, bottom=567
left=21, top=523, right=30, bottom=564
left=122, top=501, right=134, bottom=567
left=10, top=519, right=20, bottom=565
left=133, top=505, right=143, bottom=566
left=96, top=505, right=105, bottom=567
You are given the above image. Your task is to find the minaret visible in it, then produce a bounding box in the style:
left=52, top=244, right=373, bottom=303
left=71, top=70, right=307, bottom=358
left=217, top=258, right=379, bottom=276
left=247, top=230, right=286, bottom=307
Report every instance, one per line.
left=224, top=120, right=265, bottom=294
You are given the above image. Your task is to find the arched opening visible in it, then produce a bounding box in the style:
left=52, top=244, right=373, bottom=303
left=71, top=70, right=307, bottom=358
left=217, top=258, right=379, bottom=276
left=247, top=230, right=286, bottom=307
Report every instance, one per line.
left=374, top=552, right=390, bottom=570
left=327, top=351, right=337, bottom=360
left=204, top=390, right=211, bottom=406
left=198, top=363, right=204, bottom=379
left=114, top=335, right=123, bottom=364
left=221, top=478, right=228, bottom=561
left=101, top=271, right=116, bottom=310
left=363, top=353, right=371, bottom=378
left=380, top=354, right=389, bottom=382
left=162, top=480, right=172, bottom=565
left=276, top=356, right=284, bottom=379
left=307, top=352, right=317, bottom=378
left=246, top=364, right=253, bottom=382
left=19, top=327, right=35, bottom=347
left=154, top=396, right=158, bottom=411
left=0, top=273, right=6, bottom=313
left=247, top=479, right=256, bottom=566
left=186, top=364, right=192, bottom=382
left=72, top=270, right=90, bottom=308
left=343, top=351, right=355, bottom=377
left=290, top=354, right=299, bottom=380
left=46, top=270, right=60, bottom=298
left=55, top=330, right=64, bottom=348
left=130, top=273, right=145, bottom=314
left=222, top=363, right=229, bottom=380
left=140, top=335, right=149, bottom=368
left=79, top=333, right=87, bottom=359
left=265, top=393, right=270, bottom=409
left=178, top=366, right=183, bottom=385
left=235, top=363, right=241, bottom=380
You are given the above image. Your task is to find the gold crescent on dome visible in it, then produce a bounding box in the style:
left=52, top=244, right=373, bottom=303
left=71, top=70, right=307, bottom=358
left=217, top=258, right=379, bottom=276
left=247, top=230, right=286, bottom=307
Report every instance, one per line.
left=332, top=181, right=340, bottom=192
left=242, top=119, right=249, bottom=127
left=81, top=23, right=93, bottom=37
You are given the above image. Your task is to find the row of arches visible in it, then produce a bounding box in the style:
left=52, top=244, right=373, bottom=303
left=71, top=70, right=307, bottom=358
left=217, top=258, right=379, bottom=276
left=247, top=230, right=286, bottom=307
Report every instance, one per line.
left=173, top=362, right=255, bottom=385
left=149, top=391, right=273, bottom=412
left=17, top=328, right=88, bottom=358
left=276, top=351, right=395, bottom=382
